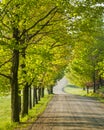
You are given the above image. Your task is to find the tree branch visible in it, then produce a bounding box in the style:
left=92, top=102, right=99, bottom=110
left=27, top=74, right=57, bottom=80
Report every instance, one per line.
left=50, top=42, right=58, bottom=48
left=0, top=20, right=11, bottom=30
left=0, top=57, right=12, bottom=68
left=28, top=9, right=58, bottom=41
left=2, top=35, right=11, bottom=40
left=0, top=72, right=11, bottom=79
left=0, top=40, right=9, bottom=45
left=19, top=81, right=26, bottom=86
left=50, top=42, right=68, bottom=49
left=1, top=0, right=13, bottom=20
left=27, top=35, right=45, bottom=46
left=29, top=77, right=35, bottom=87
left=20, top=6, right=57, bottom=38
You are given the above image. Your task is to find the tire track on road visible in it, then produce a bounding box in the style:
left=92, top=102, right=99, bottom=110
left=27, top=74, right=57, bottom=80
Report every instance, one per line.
left=28, top=94, right=104, bottom=130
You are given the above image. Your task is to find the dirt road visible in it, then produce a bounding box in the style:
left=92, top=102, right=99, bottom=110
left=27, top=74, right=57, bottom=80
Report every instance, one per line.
left=26, top=78, right=104, bottom=130
left=27, top=94, right=104, bottom=130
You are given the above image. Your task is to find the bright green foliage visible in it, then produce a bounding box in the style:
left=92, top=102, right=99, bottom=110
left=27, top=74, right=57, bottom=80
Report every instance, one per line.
left=64, top=84, right=87, bottom=96
left=0, top=46, right=11, bottom=95
left=66, top=27, right=104, bottom=90
left=0, top=95, right=11, bottom=129
left=0, top=0, right=104, bottom=124
left=65, top=0, right=104, bottom=90
left=23, top=35, right=70, bottom=89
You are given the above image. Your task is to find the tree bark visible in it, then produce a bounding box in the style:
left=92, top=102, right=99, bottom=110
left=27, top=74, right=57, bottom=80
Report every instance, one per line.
left=33, top=87, right=35, bottom=107
left=34, top=87, right=38, bottom=104
left=41, top=87, right=44, bottom=97
left=86, top=86, right=89, bottom=94
left=20, top=47, right=30, bottom=116
left=83, top=87, right=86, bottom=91
left=18, top=90, right=21, bottom=113
left=99, top=76, right=103, bottom=87
left=29, top=86, right=32, bottom=109
left=38, top=87, right=41, bottom=101
left=11, top=27, right=20, bottom=122
left=93, top=72, right=96, bottom=93
left=22, top=83, right=29, bottom=116
left=50, top=86, right=53, bottom=94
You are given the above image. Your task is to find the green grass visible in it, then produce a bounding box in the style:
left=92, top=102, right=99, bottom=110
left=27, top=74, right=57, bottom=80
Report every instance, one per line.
left=98, top=87, right=104, bottom=93
left=21, top=95, right=53, bottom=122
left=64, top=84, right=87, bottom=96
left=64, top=84, right=104, bottom=103
left=0, top=93, right=53, bottom=130
left=16, top=94, right=53, bottom=129
left=0, top=95, right=11, bottom=130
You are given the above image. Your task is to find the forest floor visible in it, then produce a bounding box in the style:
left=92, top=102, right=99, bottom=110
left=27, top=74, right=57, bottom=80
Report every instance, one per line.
left=22, top=78, right=104, bottom=130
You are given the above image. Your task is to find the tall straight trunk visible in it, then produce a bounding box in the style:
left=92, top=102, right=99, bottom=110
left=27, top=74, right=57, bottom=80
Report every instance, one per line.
left=47, top=88, right=50, bottom=94
left=83, top=87, right=86, bottom=91
left=33, top=88, right=35, bottom=107
left=22, top=83, right=29, bottom=116
left=21, top=47, right=29, bottom=116
left=29, top=86, right=32, bottom=109
left=38, top=87, right=41, bottom=101
left=99, top=76, right=103, bottom=87
left=11, top=27, right=20, bottom=122
left=50, top=86, right=53, bottom=94
left=86, top=86, right=89, bottom=94
left=93, top=72, right=96, bottom=93
left=34, top=87, right=38, bottom=104
left=93, top=81, right=96, bottom=93
left=41, top=87, right=44, bottom=97
left=18, top=90, right=21, bottom=113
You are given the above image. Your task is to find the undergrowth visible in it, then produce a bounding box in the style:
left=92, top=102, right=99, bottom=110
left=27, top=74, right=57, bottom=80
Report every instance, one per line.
left=0, top=94, right=53, bottom=130
left=64, top=84, right=104, bottom=103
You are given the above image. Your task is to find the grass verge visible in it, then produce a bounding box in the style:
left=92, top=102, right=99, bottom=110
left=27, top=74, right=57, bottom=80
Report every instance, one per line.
left=64, top=84, right=87, bottom=96
left=0, top=95, right=11, bottom=130
left=64, top=84, right=104, bottom=103
left=15, top=94, right=53, bottom=130
left=0, top=94, right=53, bottom=130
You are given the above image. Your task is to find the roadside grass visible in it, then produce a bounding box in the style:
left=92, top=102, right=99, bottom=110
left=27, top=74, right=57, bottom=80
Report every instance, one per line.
left=96, top=87, right=104, bottom=103
left=64, top=84, right=87, bottom=96
left=0, top=94, right=53, bottom=130
left=16, top=94, right=53, bottom=129
left=64, top=84, right=104, bottom=102
left=0, top=89, right=53, bottom=130
left=0, top=95, right=11, bottom=130
left=98, top=87, right=104, bottom=93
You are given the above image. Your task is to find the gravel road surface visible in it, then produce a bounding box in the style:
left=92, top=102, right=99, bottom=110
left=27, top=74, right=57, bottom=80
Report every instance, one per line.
left=27, top=78, right=104, bottom=130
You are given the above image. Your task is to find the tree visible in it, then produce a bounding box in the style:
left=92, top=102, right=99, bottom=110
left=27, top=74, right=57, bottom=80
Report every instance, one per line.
left=0, top=0, right=60, bottom=122
left=0, top=0, right=104, bottom=122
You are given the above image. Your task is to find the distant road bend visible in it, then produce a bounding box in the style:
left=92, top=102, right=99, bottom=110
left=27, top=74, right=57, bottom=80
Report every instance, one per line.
left=27, top=78, right=104, bottom=130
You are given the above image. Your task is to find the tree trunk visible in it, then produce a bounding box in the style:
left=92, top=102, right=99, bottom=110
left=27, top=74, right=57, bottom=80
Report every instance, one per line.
left=47, top=88, right=50, bottom=94
left=41, top=87, right=44, bottom=97
left=50, top=86, right=53, bottom=94
left=29, top=86, right=32, bottom=109
left=22, top=83, right=29, bottom=116
left=33, top=87, right=35, bottom=107
left=38, top=87, right=41, bottom=101
left=21, top=47, right=30, bottom=116
left=93, top=72, right=96, bottom=93
left=11, top=50, right=20, bottom=122
left=86, top=86, right=89, bottom=94
left=83, top=87, right=86, bottom=91
left=99, top=76, right=103, bottom=87
left=18, top=90, right=21, bottom=113
left=11, top=27, right=20, bottom=122
left=34, top=87, right=38, bottom=104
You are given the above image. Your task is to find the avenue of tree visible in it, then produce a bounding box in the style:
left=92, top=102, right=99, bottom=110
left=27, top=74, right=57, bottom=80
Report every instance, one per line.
left=0, top=0, right=104, bottom=123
